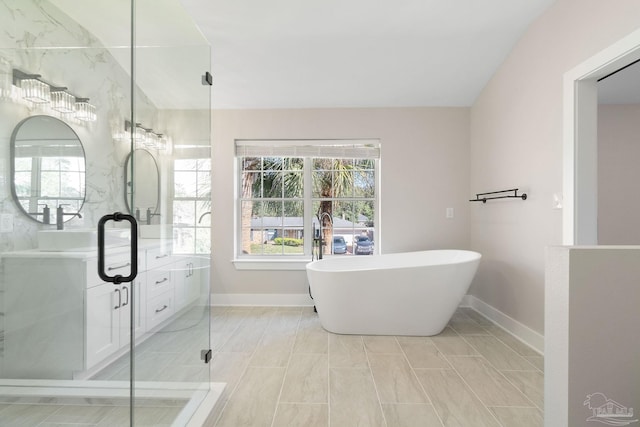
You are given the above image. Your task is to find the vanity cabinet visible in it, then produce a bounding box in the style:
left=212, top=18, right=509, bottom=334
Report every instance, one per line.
left=86, top=282, right=121, bottom=369
left=145, top=248, right=176, bottom=331
left=85, top=273, right=146, bottom=369
left=174, top=256, right=204, bottom=311
left=1, top=243, right=206, bottom=379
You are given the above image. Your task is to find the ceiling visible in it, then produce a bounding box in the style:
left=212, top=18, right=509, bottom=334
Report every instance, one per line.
left=53, top=1, right=637, bottom=109
left=180, top=0, right=558, bottom=109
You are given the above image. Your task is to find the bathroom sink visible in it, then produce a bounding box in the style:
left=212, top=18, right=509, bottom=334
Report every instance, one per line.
left=38, top=229, right=130, bottom=252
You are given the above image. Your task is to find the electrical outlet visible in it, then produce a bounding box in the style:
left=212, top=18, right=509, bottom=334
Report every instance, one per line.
left=446, top=207, right=454, bottom=219
left=0, top=214, right=13, bottom=232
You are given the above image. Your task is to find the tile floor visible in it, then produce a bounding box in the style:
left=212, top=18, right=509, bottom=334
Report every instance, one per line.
left=0, top=305, right=544, bottom=426
left=0, top=305, right=210, bottom=426
left=203, top=306, right=544, bottom=427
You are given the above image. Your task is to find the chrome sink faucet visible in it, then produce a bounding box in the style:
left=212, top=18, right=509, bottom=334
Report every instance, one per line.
left=198, top=211, right=211, bottom=223
left=146, top=207, right=161, bottom=225
left=56, top=204, right=82, bottom=230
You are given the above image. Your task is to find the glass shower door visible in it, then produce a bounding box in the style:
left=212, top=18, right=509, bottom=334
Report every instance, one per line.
left=131, top=1, right=213, bottom=424
left=0, top=1, right=212, bottom=425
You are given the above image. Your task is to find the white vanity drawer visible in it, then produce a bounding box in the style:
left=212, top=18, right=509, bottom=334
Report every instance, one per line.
left=146, top=291, right=174, bottom=330
left=146, top=246, right=173, bottom=270
left=147, top=268, right=173, bottom=298
left=86, top=251, right=138, bottom=288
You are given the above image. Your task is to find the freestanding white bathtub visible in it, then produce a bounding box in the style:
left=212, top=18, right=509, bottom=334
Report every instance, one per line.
left=306, top=250, right=481, bottom=336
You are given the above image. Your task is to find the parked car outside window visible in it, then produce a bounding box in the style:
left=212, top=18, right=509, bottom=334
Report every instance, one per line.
left=333, top=236, right=347, bottom=254
left=354, top=235, right=373, bottom=255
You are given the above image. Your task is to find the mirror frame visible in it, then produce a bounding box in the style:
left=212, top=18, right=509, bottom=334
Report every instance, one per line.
left=124, top=148, right=160, bottom=218
left=9, top=115, right=86, bottom=224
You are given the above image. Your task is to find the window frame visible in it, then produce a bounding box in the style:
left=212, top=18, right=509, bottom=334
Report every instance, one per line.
left=171, top=157, right=211, bottom=255
left=234, top=139, right=380, bottom=270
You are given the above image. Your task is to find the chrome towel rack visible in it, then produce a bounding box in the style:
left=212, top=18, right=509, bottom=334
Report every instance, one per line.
left=469, top=188, right=527, bottom=203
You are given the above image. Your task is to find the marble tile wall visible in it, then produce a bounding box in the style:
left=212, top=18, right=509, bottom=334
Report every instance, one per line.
left=0, top=0, right=161, bottom=253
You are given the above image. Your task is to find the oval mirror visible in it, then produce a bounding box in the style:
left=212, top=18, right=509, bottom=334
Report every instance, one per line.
left=10, top=115, right=86, bottom=224
left=124, top=148, right=160, bottom=221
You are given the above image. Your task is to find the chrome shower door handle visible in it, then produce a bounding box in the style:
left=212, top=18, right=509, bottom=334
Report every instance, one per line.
left=98, top=212, right=138, bottom=284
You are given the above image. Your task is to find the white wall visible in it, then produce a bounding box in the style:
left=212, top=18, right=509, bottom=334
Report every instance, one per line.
left=546, top=246, right=640, bottom=426
left=597, top=104, right=640, bottom=244
left=211, top=107, right=470, bottom=297
left=469, top=0, right=640, bottom=334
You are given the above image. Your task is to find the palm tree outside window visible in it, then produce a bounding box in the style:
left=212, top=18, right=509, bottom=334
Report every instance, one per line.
left=236, top=140, right=380, bottom=259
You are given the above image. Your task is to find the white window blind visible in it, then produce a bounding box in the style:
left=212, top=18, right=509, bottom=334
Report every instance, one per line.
left=235, top=139, right=380, bottom=159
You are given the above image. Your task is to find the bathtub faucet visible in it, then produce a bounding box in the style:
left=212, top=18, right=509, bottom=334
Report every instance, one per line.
left=317, top=211, right=333, bottom=260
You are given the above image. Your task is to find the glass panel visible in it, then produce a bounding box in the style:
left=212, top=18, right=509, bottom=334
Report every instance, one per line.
left=175, top=171, right=197, bottom=197
left=355, top=169, right=375, bottom=198
left=1, top=2, right=213, bottom=426
left=134, top=0, right=212, bottom=421
left=262, top=170, right=283, bottom=198
left=283, top=171, right=303, bottom=198
left=263, top=200, right=283, bottom=221
left=0, top=0, right=145, bottom=424
left=282, top=200, right=304, bottom=255
left=312, top=170, right=332, bottom=198
left=244, top=171, right=262, bottom=198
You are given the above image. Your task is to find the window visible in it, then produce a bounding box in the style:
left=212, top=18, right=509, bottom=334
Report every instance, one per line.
left=14, top=155, right=85, bottom=216
left=172, top=158, right=211, bottom=254
left=236, top=140, right=379, bottom=260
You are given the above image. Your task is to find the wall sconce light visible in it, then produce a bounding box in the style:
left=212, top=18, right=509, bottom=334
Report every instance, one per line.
left=13, top=68, right=97, bottom=122
left=50, top=88, right=76, bottom=113
left=135, top=124, right=147, bottom=142
left=144, top=130, right=159, bottom=148
left=124, top=121, right=148, bottom=142
left=75, top=98, right=96, bottom=122
left=14, top=70, right=50, bottom=103
left=123, top=120, right=170, bottom=152
left=156, top=134, right=168, bottom=151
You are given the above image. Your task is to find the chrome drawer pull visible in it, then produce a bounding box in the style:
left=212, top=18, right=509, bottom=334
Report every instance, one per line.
left=155, top=305, right=168, bottom=313
left=114, top=288, right=121, bottom=309
left=155, top=277, right=168, bottom=285
left=155, top=254, right=169, bottom=259
left=108, top=262, right=130, bottom=271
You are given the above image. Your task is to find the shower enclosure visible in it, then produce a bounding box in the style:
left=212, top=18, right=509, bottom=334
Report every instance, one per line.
left=0, top=1, right=215, bottom=425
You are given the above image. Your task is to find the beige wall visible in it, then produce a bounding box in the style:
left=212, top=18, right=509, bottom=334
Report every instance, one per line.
left=208, top=0, right=640, bottom=333
left=469, top=0, right=640, bottom=333
left=598, top=104, right=640, bottom=244
left=211, top=108, right=470, bottom=296
left=546, top=246, right=640, bottom=425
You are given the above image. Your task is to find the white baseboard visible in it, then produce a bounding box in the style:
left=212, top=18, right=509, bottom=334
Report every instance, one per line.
left=460, top=294, right=544, bottom=355
left=211, top=293, right=314, bottom=306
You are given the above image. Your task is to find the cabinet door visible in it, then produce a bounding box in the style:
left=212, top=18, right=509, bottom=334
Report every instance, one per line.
left=173, top=259, right=190, bottom=311
left=119, top=274, right=147, bottom=347
left=186, top=259, right=203, bottom=304
left=86, top=283, right=120, bottom=369
left=174, top=258, right=202, bottom=311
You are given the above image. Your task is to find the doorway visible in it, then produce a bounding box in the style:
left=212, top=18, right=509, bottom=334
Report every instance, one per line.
left=563, top=28, right=640, bottom=245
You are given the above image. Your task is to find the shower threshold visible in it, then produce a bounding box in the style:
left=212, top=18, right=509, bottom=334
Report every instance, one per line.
left=0, top=379, right=225, bottom=426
